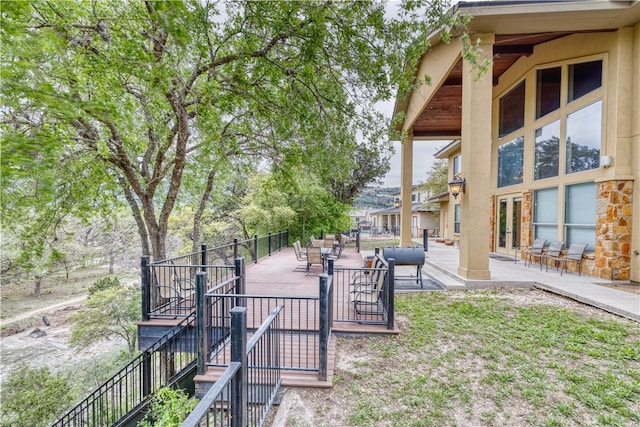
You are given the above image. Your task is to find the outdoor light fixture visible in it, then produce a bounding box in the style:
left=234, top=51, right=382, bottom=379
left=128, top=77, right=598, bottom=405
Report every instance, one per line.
left=448, top=176, right=466, bottom=199
left=393, top=198, right=402, bottom=208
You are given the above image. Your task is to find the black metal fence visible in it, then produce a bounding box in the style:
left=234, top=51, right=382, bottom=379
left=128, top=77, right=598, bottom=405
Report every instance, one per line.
left=51, top=313, right=197, bottom=427
left=144, top=231, right=289, bottom=319
left=198, top=262, right=334, bottom=377
left=331, top=257, right=395, bottom=329
left=183, top=306, right=283, bottom=427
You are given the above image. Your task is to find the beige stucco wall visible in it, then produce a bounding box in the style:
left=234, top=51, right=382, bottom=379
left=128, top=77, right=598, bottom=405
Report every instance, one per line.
left=490, top=29, right=638, bottom=281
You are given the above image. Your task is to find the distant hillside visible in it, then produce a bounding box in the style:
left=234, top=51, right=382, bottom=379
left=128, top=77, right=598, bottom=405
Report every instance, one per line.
left=353, top=187, right=399, bottom=209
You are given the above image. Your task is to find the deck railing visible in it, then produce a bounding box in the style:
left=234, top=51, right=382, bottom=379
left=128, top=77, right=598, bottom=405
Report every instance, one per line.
left=143, top=231, right=288, bottom=319
left=183, top=306, right=283, bottom=427
left=51, top=313, right=197, bottom=427
left=332, top=258, right=395, bottom=329
left=196, top=259, right=334, bottom=377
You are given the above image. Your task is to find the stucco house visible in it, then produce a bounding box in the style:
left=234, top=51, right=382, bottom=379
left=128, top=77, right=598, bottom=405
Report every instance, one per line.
left=393, top=0, right=639, bottom=282
left=370, top=186, right=439, bottom=237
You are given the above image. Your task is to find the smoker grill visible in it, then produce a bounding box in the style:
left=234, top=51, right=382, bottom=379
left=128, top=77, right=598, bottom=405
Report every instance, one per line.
left=382, top=247, right=425, bottom=289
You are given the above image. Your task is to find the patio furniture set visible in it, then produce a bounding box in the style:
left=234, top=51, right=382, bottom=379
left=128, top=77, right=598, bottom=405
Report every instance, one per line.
left=515, top=239, right=588, bottom=276
left=292, top=234, right=344, bottom=274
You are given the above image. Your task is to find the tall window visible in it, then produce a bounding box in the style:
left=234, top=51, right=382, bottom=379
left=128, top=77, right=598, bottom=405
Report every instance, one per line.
left=566, top=100, right=602, bottom=174
left=499, top=81, right=526, bottom=137
left=568, top=60, right=602, bottom=102
left=497, top=136, right=524, bottom=187
left=565, top=182, right=596, bottom=251
left=453, top=155, right=461, bottom=175
left=533, top=187, right=558, bottom=242
left=534, top=120, right=560, bottom=180
left=454, top=204, right=460, bottom=234
left=536, top=67, right=561, bottom=118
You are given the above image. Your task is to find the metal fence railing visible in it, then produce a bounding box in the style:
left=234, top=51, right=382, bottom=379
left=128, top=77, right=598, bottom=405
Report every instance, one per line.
left=183, top=306, right=283, bottom=427
left=51, top=313, right=197, bottom=427
left=331, top=257, right=395, bottom=329
left=143, top=231, right=289, bottom=319
left=195, top=260, right=334, bottom=377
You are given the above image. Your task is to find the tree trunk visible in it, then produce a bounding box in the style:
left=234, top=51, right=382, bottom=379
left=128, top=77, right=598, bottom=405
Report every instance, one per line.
left=191, top=169, right=216, bottom=254
left=33, top=275, right=42, bottom=297
left=109, top=248, right=115, bottom=274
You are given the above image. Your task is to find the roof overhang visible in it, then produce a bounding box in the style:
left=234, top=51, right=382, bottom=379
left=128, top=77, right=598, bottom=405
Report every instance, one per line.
left=393, top=0, right=640, bottom=138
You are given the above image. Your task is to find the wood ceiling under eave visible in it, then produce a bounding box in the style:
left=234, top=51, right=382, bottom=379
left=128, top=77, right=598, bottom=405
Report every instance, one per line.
left=411, top=32, right=573, bottom=139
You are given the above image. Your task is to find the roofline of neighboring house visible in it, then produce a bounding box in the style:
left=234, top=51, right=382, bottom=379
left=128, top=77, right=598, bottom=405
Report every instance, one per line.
left=434, top=140, right=461, bottom=159
left=428, top=191, right=450, bottom=202
left=372, top=202, right=437, bottom=215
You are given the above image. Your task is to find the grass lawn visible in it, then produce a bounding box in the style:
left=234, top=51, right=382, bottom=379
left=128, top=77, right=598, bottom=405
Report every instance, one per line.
left=286, top=289, right=640, bottom=427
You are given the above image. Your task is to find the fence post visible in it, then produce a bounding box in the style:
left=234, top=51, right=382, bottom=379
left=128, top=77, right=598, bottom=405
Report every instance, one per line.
left=254, top=234, right=258, bottom=263
left=268, top=232, right=272, bottom=256
left=278, top=230, right=282, bottom=251
left=356, top=229, right=360, bottom=253
left=387, top=258, right=395, bottom=331
left=318, top=273, right=331, bottom=381
left=423, top=230, right=428, bottom=252
left=141, top=256, right=150, bottom=321
left=196, top=272, right=209, bottom=375
left=230, top=307, right=248, bottom=427
left=327, top=257, right=334, bottom=276
left=201, top=244, right=207, bottom=272
left=141, top=249, right=152, bottom=401
left=232, top=238, right=238, bottom=260
left=235, top=257, right=246, bottom=308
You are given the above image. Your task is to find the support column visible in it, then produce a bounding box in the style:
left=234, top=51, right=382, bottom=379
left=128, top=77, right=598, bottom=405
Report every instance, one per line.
left=458, top=34, right=494, bottom=280
left=400, top=132, right=414, bottom=246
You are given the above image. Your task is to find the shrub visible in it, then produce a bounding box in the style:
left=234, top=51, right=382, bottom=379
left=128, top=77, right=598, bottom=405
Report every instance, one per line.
left=0, top=364, right=74, bottom=427
left=88, top=276, right=121, bottom=295
left=138, top=387, right=198, bottom=427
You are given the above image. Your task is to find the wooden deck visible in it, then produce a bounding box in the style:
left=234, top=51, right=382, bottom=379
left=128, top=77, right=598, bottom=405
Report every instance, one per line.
left=139, top=245, right=401, bottom=389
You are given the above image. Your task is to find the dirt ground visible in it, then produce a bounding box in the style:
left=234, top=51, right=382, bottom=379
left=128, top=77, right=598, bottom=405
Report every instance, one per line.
left=0, top=300, right=126, bottom=385
left=598, top=282, right=640, bottom=295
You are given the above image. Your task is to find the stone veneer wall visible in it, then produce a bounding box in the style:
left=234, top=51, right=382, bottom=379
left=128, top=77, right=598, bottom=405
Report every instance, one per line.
left=595, top=180, right=634, bottom=280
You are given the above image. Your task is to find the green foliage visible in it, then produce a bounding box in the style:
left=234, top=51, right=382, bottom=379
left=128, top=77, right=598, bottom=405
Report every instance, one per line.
left=420, top=159, right=449, bottom=197
left=275, top=169, right=352, bottom=243
left=88, top=276, right=121, bottom=295
left=0, top=364, right=74, bottom=427
left=70, top=284, right=141, bottom=354
left=138, top=387, right=198, bottom=427
left=1, top=0, right=473, bottom=262
left=236, top=173, right=297, bottom=238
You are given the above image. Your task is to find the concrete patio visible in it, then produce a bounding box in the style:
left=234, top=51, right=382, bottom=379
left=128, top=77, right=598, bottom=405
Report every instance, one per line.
left=413, top=238, right=640, bottom=322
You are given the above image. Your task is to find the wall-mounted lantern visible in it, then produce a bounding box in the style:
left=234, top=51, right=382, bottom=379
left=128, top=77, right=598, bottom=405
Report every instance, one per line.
left=393, top=198, right=402, bottom=208
left=448, top=176, right=466, bottom=199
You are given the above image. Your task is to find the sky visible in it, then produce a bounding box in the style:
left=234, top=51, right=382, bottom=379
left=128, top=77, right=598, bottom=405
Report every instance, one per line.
left=376, top=100, right=452, bottom=188
left=377, top=0, right=460, bottom=188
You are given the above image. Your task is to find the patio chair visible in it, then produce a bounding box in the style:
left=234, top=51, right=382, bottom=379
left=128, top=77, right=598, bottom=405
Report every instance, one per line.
left=306, top=246, right=325, bottom=274
left=541, top=241, right=565, bottom=272
left=152, top=263, right=181, bottom=316
left=351, top=261, right=388, bottom=317
left=522, top=239, right=547, bottom=268
left=292, top=241, right=307, bottom=272
left=558, top=243, right=588, bottom=276
left=310, top=236, right=323, bottom=248
left=350, top=255, right=383, bottom=290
